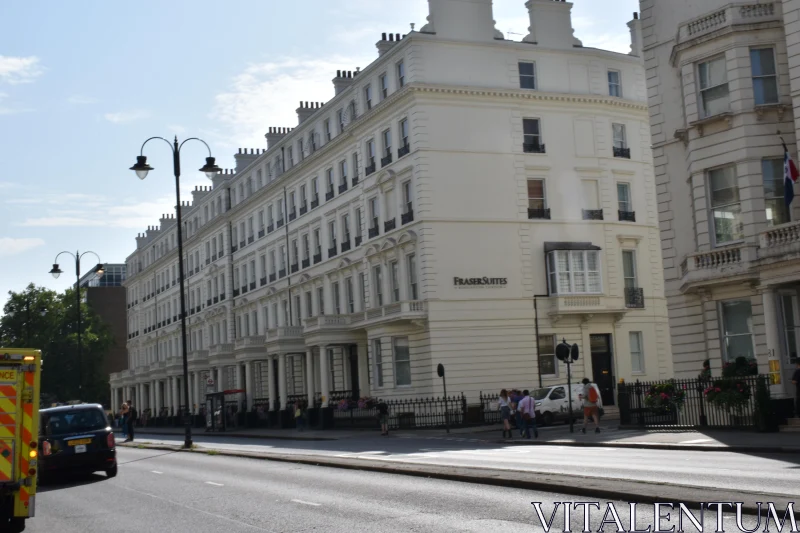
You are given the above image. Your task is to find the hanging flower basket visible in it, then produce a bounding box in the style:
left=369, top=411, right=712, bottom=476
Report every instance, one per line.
left=704, top=379, right=751, bottom=410
left=643, top=381, right=686, bottom=413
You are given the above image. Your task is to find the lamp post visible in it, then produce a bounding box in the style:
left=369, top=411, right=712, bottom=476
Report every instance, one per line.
left=129, top=136, right=221, bottom=449
left=49, top=252, right=105, bottom=399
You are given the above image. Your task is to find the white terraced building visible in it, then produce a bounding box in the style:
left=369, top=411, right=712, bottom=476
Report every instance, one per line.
left=110, top=0, right=674, bottom=418
left=640, top=0, right=800, bottom=403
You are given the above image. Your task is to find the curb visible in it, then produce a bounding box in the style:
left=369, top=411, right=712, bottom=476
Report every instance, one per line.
left=118, top=430, right=336, bottom=442
left=492, top=439, right=800, bottom=454
left=119, top=442, right=795, bottom=516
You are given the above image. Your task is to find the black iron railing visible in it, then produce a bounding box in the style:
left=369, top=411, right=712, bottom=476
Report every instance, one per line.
left=302, top=258, right=310, bottom=269
left=276, top=219, right=284, bottom=228
left=313, top=253, right=322, bottom=264
left=365, top=161, right=376, bottom=175
left=267, top=224, right=274, bottom=233
left=258, top=229, right=265, bottom=238
left=381, top=153, right=392, bottom=167
left=289, top=211, right=297, bottom=221
left=260, top=277, right=266, bottom=287
left=614, top=146, right=631, bottom=159
left=398, top=144, right=410, bottom=158
left=291, top=263, right=299, bottom=273
left=618, top=376, right=772, bottom=429
left=311, top=196, right=319, bottom=209
left=328, top=246, right=338, bottom=258
left=619, top=210, right=636, bottom=222
left=368, top=226, right=379, bottom=238
left=338, top=183, right=348, bottom=194
left=341, top=240, right=351, bottom=252
left=624, top=287, right=645, bottom=309
left=583, top=209, right=604, bottom=220
left=355, top=235, right=363, bottom=247
left=279, top=269, right=286, bottom=278
left=523, top=143, right=546, bottom=154
left=384, top=218, right=396, bottom=232
left=300, top=204, right=308, bottom=215
left=269, top=273, right=276, bottom=282
left=528, top=208, right=551, bottom=220
left=401, top=210, right=414, bottom=225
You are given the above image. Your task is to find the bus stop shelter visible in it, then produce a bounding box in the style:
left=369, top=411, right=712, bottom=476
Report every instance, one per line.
left=205, top=389, right=245, bottom=432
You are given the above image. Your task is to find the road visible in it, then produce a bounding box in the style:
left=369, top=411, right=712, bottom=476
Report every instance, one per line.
left=28, top=447, right=765, bottom=533
left=124, top=430, right=800, bottom=497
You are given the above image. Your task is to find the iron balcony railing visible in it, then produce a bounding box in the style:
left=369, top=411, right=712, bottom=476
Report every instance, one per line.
left=338, top=182, right=348, bottom=194
left=313, top=252, right=322, bottom=264
left=381, top=152, right=392, bottom=167
left=325, top=190, right=335, bottom=201
left=365, top=160, right=376, bottom=175
left=398, top=143, right=410, bottom=158
left=401, top=210, right=414, bottom=225
left=583, top=209, right=604, bottom=220
left=341, top=240, right=351, bottom=252
left=355, top=235, right=363, bottom=247
left=624, top=287, right=645, bottom=309
left=523, top=143, right=546, bottom=154
left=527, top=207, right=551, bottom=220
left=328, top=245, right=338, bottom=258
left=300, top=204, right=308, bottom=216
left=368, top=226, right=379, bottom=238
left=613, top=146, right=631, bottom=159
left=301, top=258, right=310, bottom=269
left=619, top=210, right=636, bottom=222
left=311, top=196, right=319, bottom=209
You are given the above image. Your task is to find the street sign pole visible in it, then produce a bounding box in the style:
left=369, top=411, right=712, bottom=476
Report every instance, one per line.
left=556, top=339, right=580, bottom=434
left=437, top=364, right=449, bottom=434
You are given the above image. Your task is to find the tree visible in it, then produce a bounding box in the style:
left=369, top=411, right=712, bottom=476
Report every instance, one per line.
left=1, top=284, right=115, bottom=405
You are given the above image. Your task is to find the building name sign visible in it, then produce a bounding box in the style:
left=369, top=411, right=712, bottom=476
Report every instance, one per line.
left=453, top=277, right=508, bottom=288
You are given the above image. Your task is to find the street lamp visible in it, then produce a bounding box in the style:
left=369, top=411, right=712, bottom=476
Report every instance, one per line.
left=49, top=252, right=104, bottom=399
left=129, top=136, right=221, bottom=449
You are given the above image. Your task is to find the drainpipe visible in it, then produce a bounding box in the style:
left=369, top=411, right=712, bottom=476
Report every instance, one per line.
left=533, top=294, right=548, bottom=389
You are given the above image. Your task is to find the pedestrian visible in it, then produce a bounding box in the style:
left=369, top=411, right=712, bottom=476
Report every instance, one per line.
left=295, top=401, right=306, bottom=432
left=516, top=389, right=538, bottom=439
left=579, top=378, right=602, bottom=434
left=498, top=389, right=512, bottom=439
left=792, top=361, right=800, bottom=418
left=510, top=389, right=523, bottom=437
left=119, top=403, right=129, bottom=440
left=125, top=399, right=137, bottom=442
left=377, top=399, right=390, bottom=436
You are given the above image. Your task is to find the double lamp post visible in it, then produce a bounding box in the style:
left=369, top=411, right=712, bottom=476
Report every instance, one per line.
left=130, top=136, right=221, bottom=449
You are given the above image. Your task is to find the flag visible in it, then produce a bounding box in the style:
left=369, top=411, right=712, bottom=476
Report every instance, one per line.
left=784, top=143, right=799, bottom=207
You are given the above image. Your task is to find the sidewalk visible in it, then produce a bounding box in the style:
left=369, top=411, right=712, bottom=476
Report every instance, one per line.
left=126, top=420, right=800, bottom=453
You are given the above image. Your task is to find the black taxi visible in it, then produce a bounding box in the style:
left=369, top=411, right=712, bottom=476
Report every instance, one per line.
left=38, top=404, right=117, bottom=478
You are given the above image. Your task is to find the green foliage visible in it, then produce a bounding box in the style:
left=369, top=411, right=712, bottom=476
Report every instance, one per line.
left=644, top=381, right=686, bottom=412
left=721, top=356, right=759, bottom=377
left=703, top=378, right=752, bottom=410
left=1, top=283, right=115, bottom=406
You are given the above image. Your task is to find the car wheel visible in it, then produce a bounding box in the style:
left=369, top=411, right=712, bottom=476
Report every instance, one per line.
left=106, top=465, right=118, bottom=478
left=9, top=517, right=25, bottom=533
left=541, top=412, right=554, bottom=426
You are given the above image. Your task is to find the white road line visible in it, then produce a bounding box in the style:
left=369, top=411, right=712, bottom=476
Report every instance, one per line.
left=205, top=481, right=224, bottom=486
left=679, top=438, right=714, bottom=444
left=291, top=499, right=321, bottom=507
left=151, top=470, right=163, bottom=474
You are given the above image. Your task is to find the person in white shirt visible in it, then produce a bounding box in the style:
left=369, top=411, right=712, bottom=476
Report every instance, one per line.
left=516, top=389, right=538, bottom=439
left=498, top=389, right=512, bottom=439
left=579, top=377, right=602, bottom=434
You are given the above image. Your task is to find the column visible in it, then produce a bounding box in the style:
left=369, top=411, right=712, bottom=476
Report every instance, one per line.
left=196, top=371, right=204, bottom=412
left=171, top=376, right=179, bottom=414
left=150, top=382, right=156, bottom=413
left=245, top=361, right=255, bottom=411
left=398, top=252, right=409, bottom=301
left=137, top=384, right=144, bottom=410
left=381, top=260, right=391, bottom=306
left=761, top=288, right=786, bottom=398
left=278, top=353, right=288, bottom=409
left=357, top=343, right=369, bottom=398
left=235, top=364, right=244, bottom=390
left=267, top=355, right=277, bottom=411
left=217, top=367, right=224, bottom=393
left=155, top=380, right=162, bottom=414
left=343, top=348, right=352, bottom=391
left=306, top=348, right=315, bottom=406
left=320, top=345, right=331, bottom=407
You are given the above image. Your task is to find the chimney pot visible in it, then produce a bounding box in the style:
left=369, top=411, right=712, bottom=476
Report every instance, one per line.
left=337, top=69, right=341, bottom=77
left=634, top=12, right=638, bottom=19
left=396, top=33, right=400, bottom=41
left=382, top=32, right=387, bottom=40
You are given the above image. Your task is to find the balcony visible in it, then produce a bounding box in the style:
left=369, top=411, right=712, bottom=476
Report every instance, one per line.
left=381, top=153, right=393, bottom=167
left=269, top=273, right=277, bottom=282
left=384, top=218, right=396, bottom=232
left=219, top=294, right=225, bottom=301
left=341, top=240, right=351, bottom=253
left=368, top=226, right=379, bottom=238
left=289, top=210, right=297, bottom=222
left=352, top=176, right=359, bottom=187
left=678, top=2, right=780, bottom=44
left=758, top=220, right=800, bottom=260
left=528, top=208, right=551, bottom=220
left=679, top=244, right=758, bottom=292
left=313, top=252, right=322, bottom=264
left=325, top=190, right=335, bottom=201
left=401, top=210, right=414, bottom=225
left=398, top=143, right=410, bottom=158
left=267, top=223, right=274, bottom=233
left=618, top=210, right=636, bottom=222
left=338, top=182, right=348, bottom=194
left=300, top=204, right=308, bottom=216
left=302, top=258, right=310, bottom=269
left=548, top=295, right=632, bottom=319
left=250, top=281, right=256, bottom=290
left=241, top=285, right=248, bottom=294
left=187, top=350, right=209, bottom=365
left=279, top=269, right=286, bottom=278
left=258, top=229, right=265, bottom=238
left=239, top=240, right=246, bottom=248
left=231, top=245, right=238, bottom=253
left=365, top=161, right=376, bottom=176
left=260, top=277, right=267, bottom=286
left=350, top=300, right=428, bottom=328
left=523, top=143, right=546, bottom=154
left=624, top=287, right=645, bottom=309
left=328, top=245, right=338, bottom=258
left=233, top=288, right=240, bottom=297
left=291, top=263, right=299, bottom=273
left=276, top=218, right=284, bottom=228
left=265, top=326, right=305, bottom=351
left=311, top=196, right=319, bottom=209
left=173, top=315, right=178, bottom=322
left=582, top=209, right=604, bottom=221
left=234, top=335, right=266, bottom=352
left=248, top=236, right=254, bottom=244
left=613, top=146, right=631, bottom=159
left=207, top=299, right=212, bottom=306
left=209, top=343, right=235, bottom=358
left=355, top=235, right=363, bottom=247
left=214, top=296, right=219, bottom=304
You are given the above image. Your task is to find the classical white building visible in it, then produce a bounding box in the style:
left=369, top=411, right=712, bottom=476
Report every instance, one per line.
left=110, top=0, right=673, bottom=418
left=640, top=0, right=800, bottom=401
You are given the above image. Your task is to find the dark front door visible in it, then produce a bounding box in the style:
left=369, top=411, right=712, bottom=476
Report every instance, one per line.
left=348, top=345, right=360, bottom=400
left=590, top=334, right=615, bottom=406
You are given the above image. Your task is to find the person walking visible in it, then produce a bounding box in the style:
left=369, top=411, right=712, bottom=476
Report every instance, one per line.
left=498, top=389, right=513, bottom=439
left=377, top=399, right=390, bottom=436
left=792, top=361, right=800, bottom=418
left=509, top=389, right=523, bottom=437
left=517, top=390, right=538, bottom=439
left=119, top=402, right=129, bottom=440
left=125, top=400, right=137, bottom=442
left=579, top=378, right=602, bottom=433
left=295, top=400, right=307, bottom=432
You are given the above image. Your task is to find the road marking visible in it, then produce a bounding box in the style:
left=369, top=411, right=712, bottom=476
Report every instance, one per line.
left=291, top=499, right=321, bottom=507
left=205, top=481, right=224, bottom=486
left=679, top=438, right=714, bottom=444
left=151, top=470, right=163, bottom=474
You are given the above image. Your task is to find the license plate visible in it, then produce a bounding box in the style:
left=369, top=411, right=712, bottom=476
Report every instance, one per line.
left=74, top=445, right=87, bottom=454
left=68, top=438, right=92, bottom=446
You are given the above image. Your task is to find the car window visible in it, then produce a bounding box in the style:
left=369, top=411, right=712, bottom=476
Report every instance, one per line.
left=41, top=409, right=107, bottom=436
left=550, top=387, right=566, bottom=400
left=532, top=388, right=550, bottom=400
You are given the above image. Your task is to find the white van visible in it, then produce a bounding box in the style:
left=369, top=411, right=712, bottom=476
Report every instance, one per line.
left=531, top=384, right=585, bottom=426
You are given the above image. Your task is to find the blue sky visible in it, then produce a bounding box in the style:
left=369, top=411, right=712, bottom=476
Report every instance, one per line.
left=0, top=0, right=638, bottom=308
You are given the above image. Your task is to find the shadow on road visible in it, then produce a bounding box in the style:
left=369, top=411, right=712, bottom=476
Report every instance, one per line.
left=38, top=472, right=110, bottom=493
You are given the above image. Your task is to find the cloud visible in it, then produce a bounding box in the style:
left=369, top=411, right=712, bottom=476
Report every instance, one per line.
left=572, top=16, right=632, bottom=54
left=0, top=237, right=45, bottom=257
left=0, top=92, right=32, bottom=115
left=0, top=56, right=43, bottom=84
left=168, top=124, right=186, bottom=134
left=104, top=110, right=150, bottom=123
left=67, top=95, right=98, bottom=105
left=209, top=54, right=373, bottom=149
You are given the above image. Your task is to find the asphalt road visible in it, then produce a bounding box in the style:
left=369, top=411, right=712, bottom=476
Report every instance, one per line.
left=127, top=431, right=800, bottom=497
left=28, top=447, right=765, bottom=533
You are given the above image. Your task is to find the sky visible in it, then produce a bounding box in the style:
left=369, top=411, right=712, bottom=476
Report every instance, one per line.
left=0, top=0, right=639, bottom=309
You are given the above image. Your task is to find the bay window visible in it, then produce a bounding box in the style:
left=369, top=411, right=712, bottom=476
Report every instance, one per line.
left=546, top=249, right=602, bottom=295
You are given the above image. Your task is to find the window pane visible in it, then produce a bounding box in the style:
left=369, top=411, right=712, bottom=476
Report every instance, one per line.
left=582, top=181, right=599, bottom=209
left=713, top=203, right=743, bottom=243
left=527, top=179, right=544, bottom=198
left=538, top=335, right=556, bottom=375
left=622, top=251, right=636, bottom=281
left=523, top=119, right=540, bottom=135
left=721, top=300, right=753, bottom=336
left=700, top=57, right=727, bottom=89
left=394, top=337, right=411, bottom=386
left=519, top=62, right=534, bottom=76
left=617, top=183, right=631, bottom=210
left=709, top=167, right=739, bottom=206
left=702, top=84, right=729, bottom=116
left=754, top=77, right=779, bottom=105
left=751, top=49, right=776, bottom=77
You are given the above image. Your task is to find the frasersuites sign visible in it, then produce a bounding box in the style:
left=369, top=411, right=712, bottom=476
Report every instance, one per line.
left=453, top=277, right=508, bottom=288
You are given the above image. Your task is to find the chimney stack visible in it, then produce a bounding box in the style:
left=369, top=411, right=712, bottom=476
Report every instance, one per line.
left=297, top=101, right=323, bottom=125
left=419, top=0, right=503, bottom=42
left=234, top=147, right=264, bottom=172
left=523, top=0, right=582, bottom=49
left=265, top=127, right=290, bottom=149
left=628, top=12, right=643, bottom=57
left=333, top=70, right=357, bottom=95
